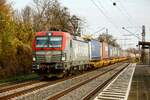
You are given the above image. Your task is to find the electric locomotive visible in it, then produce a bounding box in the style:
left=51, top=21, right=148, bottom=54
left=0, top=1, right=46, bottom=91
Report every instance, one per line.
left=32, top=31, right=90, bottom=78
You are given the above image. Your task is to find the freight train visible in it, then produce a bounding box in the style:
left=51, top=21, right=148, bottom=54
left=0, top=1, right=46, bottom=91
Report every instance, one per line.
left=32, top=31, right=128, bottom=78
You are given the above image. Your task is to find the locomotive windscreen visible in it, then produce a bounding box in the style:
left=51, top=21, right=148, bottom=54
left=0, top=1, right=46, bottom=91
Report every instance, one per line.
left=49, top=37, right=62, bottom=48
left=36, top=36, right=62, bottom=48
left=36, top=37, right=48, bottom=47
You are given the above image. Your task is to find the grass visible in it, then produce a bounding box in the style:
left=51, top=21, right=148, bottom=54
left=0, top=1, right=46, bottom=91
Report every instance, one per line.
left=0, top=73, right=39, bottom=84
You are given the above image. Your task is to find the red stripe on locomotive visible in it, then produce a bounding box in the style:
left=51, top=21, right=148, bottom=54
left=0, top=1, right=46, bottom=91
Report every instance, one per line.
left=32, top=31, right=67, bottom=51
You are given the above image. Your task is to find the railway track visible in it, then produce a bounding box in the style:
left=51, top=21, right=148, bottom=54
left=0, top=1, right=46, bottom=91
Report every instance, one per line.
left=0, top=76, right=40, bottom=90
left=48, top=63, right=129, bottom=100
left=0, top=83, right=11, bottom=89
left=0, top=63, right=127, bottom=100
left=0, top=80, right=39, bottom=93
left=0, top=77, right=70, bottom=100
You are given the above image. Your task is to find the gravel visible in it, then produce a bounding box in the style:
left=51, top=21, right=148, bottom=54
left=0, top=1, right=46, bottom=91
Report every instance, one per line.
left=58, top=64, right=127, bottom=100
left=11, top=63, right=123, bottom=100
left=0, top=82, right=48, bottom=98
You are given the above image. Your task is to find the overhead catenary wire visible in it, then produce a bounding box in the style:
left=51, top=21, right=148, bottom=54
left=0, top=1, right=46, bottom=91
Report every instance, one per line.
left=93, top=27, right=105, bottom=34
left=110, top=0, right=141, bottom=36
left=118, top=0, right=142, bottom=39
left=90, top=0, right=140, bottom=49
left=111, top=1, right=135, bottom=26
left=90, top=0, right=122, bottom=35
left=90, top=0, right=131, bottom=49
left=110, top=0, right=141, bottom=43
left=122, top=27, right=142, bottom=40
left=118, top=0, right=139, bottom=26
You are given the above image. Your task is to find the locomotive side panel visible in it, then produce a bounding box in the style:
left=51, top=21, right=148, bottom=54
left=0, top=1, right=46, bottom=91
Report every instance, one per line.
left=71, top=39, right=89, bottom=66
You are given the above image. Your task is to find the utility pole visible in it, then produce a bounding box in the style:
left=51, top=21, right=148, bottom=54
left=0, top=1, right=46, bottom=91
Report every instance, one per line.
left=142, top=25, right=145, bottom=42
left=106, top=28, right=108, bottom=34
left=122, top=26, right=146, bottom=63
left=141, top=25, right=146, bottom=63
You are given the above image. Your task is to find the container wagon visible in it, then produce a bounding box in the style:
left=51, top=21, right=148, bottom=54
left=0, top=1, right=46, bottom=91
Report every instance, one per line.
left=89, top=40, right=103, bottom=68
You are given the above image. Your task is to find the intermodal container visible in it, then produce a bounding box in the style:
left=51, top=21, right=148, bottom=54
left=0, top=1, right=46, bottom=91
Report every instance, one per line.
left=113, top=47, right=117, bottom=57
left=108, top=45, right=113, bottom=58
left=117, top=48, right=121, bottom=57
left=102, top=42, right=109, bottom=59
left=119, top=48, right=121, bottom=57
left=89, top=40, right=101, bottom=60
left=121, top=50, right=127, bottom=57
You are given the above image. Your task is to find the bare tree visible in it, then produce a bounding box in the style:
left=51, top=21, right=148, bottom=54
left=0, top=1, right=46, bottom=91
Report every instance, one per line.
left=22, top=6, right=33, bottom=24
left=98, top=33, right=119, bottom=47
left=127, top=48, right=139, bottom=57
left=31, top=0, right=83, bottom=35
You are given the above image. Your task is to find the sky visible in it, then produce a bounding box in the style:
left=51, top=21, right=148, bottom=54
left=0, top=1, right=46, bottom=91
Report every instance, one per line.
left=10, top=0, right=150, bottom=49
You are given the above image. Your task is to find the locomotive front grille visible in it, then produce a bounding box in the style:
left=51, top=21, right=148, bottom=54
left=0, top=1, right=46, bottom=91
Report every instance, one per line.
left=36, top=51, right=62, bottom=63
left=50, top=55, right=61, bottom=62
left=36, top=55, right=62, bottom=63
left=37, top=55, right=46, bottom=62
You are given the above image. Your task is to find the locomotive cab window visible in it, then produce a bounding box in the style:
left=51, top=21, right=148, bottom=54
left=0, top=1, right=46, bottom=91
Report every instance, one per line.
left=36, top=37, right=48, bottom=47
left=49, top=37, right=62, bottom=48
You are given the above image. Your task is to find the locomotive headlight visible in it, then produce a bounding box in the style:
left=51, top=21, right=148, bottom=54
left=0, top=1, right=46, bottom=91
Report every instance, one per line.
left=33, top=57, right=36, bottom=61
left=47, top=32, right=51, bottom=36
left=61, top=56, right=66, bottom=61
left=62, top=54, right=66, bottom=61
left=37, top=65, right=40, bottom=69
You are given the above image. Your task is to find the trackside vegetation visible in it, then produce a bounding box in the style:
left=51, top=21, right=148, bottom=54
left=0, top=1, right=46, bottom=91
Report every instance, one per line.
left=0, top=0, right=83, bottom=80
